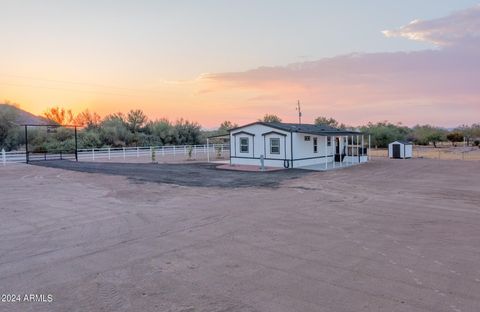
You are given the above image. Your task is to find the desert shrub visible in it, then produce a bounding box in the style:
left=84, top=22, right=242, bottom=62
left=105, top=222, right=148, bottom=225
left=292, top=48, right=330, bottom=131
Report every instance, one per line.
left=79, top=130, right=102, bottom=148
left=359, top=122, right=411, bottom=148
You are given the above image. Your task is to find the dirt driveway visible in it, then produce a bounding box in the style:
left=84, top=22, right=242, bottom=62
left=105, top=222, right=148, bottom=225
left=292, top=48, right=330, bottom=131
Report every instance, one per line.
left=30, top=160, right=311, bottom=188
left=1, top=158, right=479, bottom=312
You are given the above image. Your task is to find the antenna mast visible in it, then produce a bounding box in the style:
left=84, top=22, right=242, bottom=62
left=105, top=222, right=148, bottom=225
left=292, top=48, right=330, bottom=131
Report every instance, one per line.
left=296, top=100, right=302, bottom=124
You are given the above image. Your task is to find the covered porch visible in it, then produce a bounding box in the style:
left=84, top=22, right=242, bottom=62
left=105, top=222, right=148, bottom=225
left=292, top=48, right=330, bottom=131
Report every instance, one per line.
left=298, top=160, right=362, bottom=171
left=297, top=133, right=370, bottom=171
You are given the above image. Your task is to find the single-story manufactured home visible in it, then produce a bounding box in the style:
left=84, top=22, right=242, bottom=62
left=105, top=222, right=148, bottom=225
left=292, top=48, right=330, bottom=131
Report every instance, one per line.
left=229, top=122, right=369, bottom=169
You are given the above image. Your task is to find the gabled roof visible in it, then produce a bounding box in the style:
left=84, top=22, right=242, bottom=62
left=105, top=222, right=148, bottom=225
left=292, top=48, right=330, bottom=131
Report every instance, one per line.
left=229, top=122, right=361, bottom=135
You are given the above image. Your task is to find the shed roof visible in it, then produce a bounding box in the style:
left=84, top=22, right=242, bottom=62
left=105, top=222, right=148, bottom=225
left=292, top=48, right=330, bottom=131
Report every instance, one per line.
left=229, top=122, right=361, bottom=135
left=390, top=140, right=413, bottom=145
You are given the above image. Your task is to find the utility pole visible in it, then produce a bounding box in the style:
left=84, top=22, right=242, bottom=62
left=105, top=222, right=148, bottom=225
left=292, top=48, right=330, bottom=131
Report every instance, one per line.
left=296, top=100, right=302, bottom=124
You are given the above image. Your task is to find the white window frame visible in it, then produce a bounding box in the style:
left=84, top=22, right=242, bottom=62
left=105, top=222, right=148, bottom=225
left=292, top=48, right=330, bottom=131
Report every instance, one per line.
left=327, top=136, right=332, bottom=146
left=304, top=136, right=311, bottom=141
left=239, top=137, right=249, bottom=153
left=313, top=137, right=318, bottom=153
left=270, top=138, right=280, bottom=154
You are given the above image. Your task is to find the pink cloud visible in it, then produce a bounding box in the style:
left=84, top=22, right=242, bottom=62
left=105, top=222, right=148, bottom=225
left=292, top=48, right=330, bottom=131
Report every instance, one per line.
left=198, top=6, right=480, bottom=126
left=382, top=5, right=480, bottom=46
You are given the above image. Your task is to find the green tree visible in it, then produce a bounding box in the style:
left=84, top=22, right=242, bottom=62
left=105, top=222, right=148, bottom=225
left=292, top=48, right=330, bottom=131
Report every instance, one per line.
left=314, top=116, right=339, bottom=128
left=446, top=132, right=464, bottom=146
left=0, top=104, right=21, bottom=151
left=359, top=121, right=411, bottom=148
left=173, top=119, right=202, bottom=145
left=79, top=130, right=102, bottom=148
left=100, top=114, right=132, bottom=146
left=455, top=124, right=480, bottom=146
left=260, top=114, right=282, bottom=123
left=127, top=109, right=147, bottom=133
left=412, top=125, right=447, bottom=148
left=219, top=120, right=238, bottom=132
left=147, top=118, right=175, bottom=145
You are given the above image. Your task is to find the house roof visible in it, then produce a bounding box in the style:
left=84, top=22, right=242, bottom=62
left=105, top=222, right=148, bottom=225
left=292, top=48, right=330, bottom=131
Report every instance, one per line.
left=229, top=122, right=361, bottom=136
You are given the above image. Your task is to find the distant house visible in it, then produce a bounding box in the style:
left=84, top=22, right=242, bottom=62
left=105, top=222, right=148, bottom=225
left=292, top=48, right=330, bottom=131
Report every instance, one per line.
left=388, top=141, right=413, bottom=159
left=229, top=122, right=369, bottom=168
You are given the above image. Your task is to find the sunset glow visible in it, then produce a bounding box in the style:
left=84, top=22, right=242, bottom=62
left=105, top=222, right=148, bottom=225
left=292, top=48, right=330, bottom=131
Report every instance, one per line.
left=1, top=1, right=479, bottom=127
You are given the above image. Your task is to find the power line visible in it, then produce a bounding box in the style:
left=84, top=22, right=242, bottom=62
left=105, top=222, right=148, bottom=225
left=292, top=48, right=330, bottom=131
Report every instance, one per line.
left=0, top=74, right=164, bottom=94
left=0, top=82, right=137, bottom=97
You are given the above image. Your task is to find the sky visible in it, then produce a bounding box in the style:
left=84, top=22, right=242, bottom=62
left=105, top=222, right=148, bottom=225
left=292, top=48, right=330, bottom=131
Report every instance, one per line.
left=0, top=0, right=479, bottom=128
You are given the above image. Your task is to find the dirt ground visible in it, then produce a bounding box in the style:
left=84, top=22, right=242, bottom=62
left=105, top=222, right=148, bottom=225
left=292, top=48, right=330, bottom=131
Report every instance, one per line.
left=369, top=146, right=480, bottom=161
left=30, top=161, right=309, bottom=188
left=1, top=158, right=479, bottom=312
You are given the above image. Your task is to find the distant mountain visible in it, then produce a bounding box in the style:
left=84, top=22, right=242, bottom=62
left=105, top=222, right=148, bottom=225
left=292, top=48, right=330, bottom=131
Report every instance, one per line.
left=0, top=104, right=51, bottom=125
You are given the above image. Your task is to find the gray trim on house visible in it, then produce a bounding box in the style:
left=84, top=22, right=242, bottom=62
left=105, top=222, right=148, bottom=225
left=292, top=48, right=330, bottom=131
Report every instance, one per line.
left=261, top=130, right=287, bottom=137
left=231, top=131, right=255, bottom=136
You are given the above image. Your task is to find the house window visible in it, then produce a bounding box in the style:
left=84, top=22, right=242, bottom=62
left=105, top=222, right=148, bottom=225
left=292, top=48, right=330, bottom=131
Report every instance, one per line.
left=270, top=138, right=280, bottom=154
left=240, top=137, right=249, bottom=153
left=313, top=137, right=318, bottom=153
left=304, top=136, right=311, bottom=141
left=327, top=137, right=332, bottom=146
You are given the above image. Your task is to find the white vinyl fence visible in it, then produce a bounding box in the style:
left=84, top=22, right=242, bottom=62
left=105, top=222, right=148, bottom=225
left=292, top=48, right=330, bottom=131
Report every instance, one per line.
left=1, top=144, right=230, bottom=166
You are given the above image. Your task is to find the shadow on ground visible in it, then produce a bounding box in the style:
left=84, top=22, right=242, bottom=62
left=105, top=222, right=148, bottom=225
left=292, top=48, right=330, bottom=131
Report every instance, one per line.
left=31, top=160, right=313, bottom=188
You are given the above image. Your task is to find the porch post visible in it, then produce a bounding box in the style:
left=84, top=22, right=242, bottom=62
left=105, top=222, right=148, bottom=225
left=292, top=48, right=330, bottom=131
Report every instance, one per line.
left=361, top=135, right=364, bottom=159
left=356, top=134, right=359, bottom=163
left=350, top=135, right=353, bottom=166
left=332, top=136, right=335, bottom=169
left=347, top=136, right=349, bottom=166
left=368, top=135, right=371, bottom=160
left=324, top=136, right=328, bottom=170
left=345, top=136, right=348, bottom=167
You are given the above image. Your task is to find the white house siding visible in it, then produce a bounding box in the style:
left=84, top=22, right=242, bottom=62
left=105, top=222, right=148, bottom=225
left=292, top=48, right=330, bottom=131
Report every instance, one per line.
left=230, top=124, right=291, bottom=167
left=290, top=133, right=335, bottom=167
left=230, top=123, right=356, bottom=168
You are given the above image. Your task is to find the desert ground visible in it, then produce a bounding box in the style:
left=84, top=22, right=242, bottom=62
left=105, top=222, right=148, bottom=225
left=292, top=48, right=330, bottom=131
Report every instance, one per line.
left=1, top=158, right=480, bottom=312
left=369, top=146, right=480, bottom=161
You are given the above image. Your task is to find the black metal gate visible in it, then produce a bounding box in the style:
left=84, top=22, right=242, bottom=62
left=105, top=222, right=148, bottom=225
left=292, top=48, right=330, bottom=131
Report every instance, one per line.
left=23, top=124, right=78, bottom=164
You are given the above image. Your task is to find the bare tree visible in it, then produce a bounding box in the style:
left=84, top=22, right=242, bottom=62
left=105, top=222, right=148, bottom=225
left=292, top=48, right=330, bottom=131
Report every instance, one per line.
left=44, top=107, right=74, bottom=125
left=127, top=109, right=147, bottom=133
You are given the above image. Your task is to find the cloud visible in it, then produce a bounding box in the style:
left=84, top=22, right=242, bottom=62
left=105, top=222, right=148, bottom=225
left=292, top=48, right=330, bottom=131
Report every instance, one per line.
left=382, top=5, right=480, bottom=46
left=197, top=6, right=480, bottom=126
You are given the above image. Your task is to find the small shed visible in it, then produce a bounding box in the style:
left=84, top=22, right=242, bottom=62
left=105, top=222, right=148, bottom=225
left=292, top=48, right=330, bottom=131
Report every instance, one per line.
left=388, top=141, right=413, bottom=159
